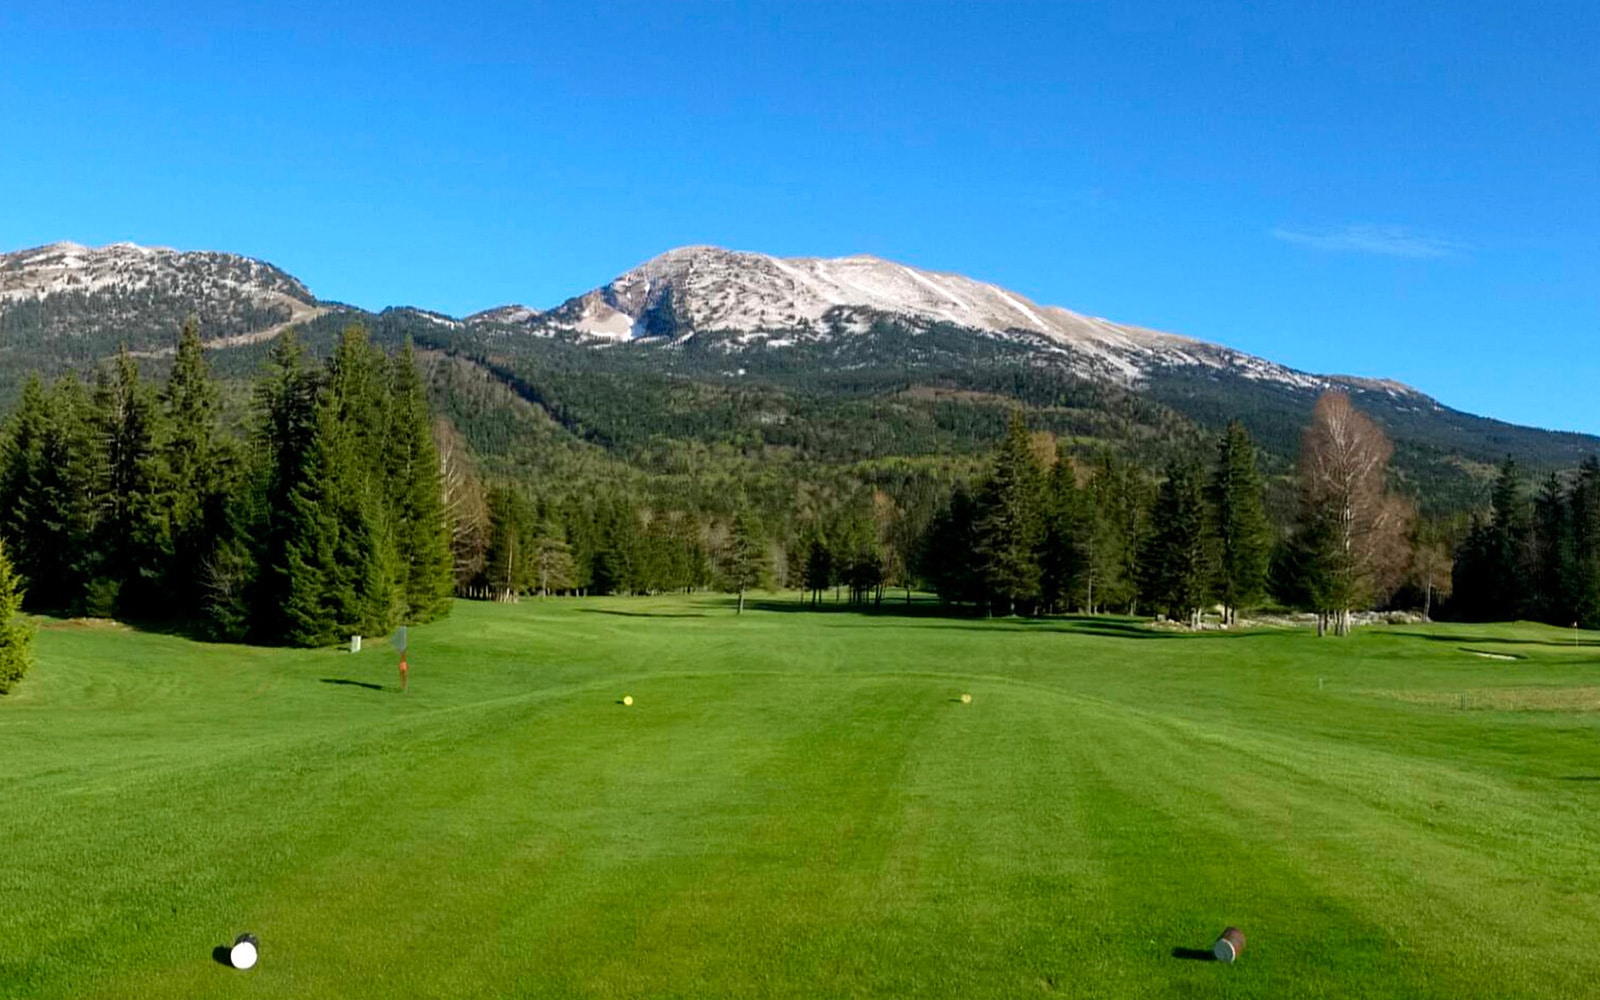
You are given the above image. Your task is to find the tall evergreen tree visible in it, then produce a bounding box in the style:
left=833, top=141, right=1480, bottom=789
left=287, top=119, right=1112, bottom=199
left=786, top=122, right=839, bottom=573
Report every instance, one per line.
left=1456, top=458, right=1535, bottom=622
left=973, top=411, right=1044, bottom=615
left=386, top=340, right=454, bottom=621
left=42, top=377, right=100, bottom=612
left=1086, top=450, right=1149, bottom=613
left=722, top=502, right=767, bottom=614
left=0, top=377, right=47, bottom=502
left=920, top=484, right=983, bottom=608
left=1532, top=473, right=1573, bottom=623
left=0, top=376, right=51, bottom=578
left=1139, top=460, right=1210, bottom=626
left=162, top=319, right=225, bottom=610
left=1038, top=454, right=1089, bottom=613
left=253, top=331, right=330, bottom=642
left=0, top=537, right=32, bottom=695
left=1206, top=421, right=1272, bottom=625
left=92, top=349, right=167, bottom=616
left=1571, top=458, right=1600, bottom=627
left=274, top=399, right=350, bottom=646
left=801, top=530, right=833, bottom=606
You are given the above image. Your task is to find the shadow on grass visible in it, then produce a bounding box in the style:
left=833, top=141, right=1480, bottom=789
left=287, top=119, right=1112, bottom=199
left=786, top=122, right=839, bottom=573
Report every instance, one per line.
left=577, top=609, right=708, bottom=619
left=1392, top=631, right=1589, bottom=648
left=1560, top=776, right=1600, bottom=782
left=1171, top=947, right=1216, bottom=962
left=320, top=678, right=385, bottom=691
left=745, top=598, right=960, bottom=619
left=211, top=946, right=233, bottom=967
left=937, top=621, right=1283, bottom=641
left=743, top=599, right=1290, bottom=640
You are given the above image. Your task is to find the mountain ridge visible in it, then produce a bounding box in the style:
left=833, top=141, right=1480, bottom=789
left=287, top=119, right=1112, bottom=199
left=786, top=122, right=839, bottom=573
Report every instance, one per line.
left=0, top=239, right=1439, bottom=408
left=1, top=239, right=1594, bottom=511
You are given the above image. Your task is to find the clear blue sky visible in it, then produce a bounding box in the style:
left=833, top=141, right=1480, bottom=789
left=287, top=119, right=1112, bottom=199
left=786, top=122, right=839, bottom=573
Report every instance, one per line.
left=2, top=1, right=1596, bottom=432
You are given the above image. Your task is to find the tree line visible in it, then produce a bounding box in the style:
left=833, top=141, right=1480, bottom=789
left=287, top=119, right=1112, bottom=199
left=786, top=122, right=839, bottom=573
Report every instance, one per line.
left=913, top=392, right=1417, bottom=633
left=437, top=387, right=1494, bottom=635
left=2, top=323, right=1593, bottom=675
left=0, top=322, right=453, bottom=647
left=1452, top=457, right=1600, bottom=628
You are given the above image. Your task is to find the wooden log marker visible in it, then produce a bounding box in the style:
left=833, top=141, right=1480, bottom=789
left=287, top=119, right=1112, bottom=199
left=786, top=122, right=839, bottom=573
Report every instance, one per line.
left=1212, top=926, right=1246, bottom=963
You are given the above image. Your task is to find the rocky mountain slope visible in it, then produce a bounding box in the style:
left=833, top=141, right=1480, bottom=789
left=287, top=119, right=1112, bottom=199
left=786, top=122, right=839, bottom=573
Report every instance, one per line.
left=0, top=241, right=324, bottom=351
left=521, top=246, right=1334, bottom=391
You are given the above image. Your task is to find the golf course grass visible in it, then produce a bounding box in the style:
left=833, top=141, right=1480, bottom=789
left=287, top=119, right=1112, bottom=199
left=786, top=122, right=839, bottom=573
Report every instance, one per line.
left=4, top=597, right=1600, bottom=998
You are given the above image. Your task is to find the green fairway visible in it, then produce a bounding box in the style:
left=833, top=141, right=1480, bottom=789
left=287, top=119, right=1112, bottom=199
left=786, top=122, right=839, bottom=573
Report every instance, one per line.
left=4, top=600, right=1600, bottom=998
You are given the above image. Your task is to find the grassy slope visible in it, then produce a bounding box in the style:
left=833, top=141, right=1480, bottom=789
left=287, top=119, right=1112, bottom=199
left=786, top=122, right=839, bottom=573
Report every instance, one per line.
left=3, top=602, right=1600, bottom=998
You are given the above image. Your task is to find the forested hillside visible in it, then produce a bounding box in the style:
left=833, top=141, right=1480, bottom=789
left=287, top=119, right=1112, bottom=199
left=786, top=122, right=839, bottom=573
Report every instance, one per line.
left=4, top=241, right=1600, bottom=638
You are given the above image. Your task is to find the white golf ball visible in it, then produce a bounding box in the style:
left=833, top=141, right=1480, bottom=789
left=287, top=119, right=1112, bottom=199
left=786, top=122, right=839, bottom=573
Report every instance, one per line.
left=230, top=940, right=258, bottom=970
left=622, top=695, right=633, bottom=706
left=960, top=693, right=972, bottom=704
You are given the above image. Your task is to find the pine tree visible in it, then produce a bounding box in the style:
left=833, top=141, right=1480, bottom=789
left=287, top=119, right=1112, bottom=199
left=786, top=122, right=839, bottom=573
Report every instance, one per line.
left=1139, top=460, right=1210, bottom=626
left=722, top=503, right=767, bottom=614
left=1274, top=503, right=1340, bottom=626
left=0, top=377, right=48, bottom=505
left=275, top=400, right=347, bottom=646
left=801, top=531, right=832, bottom=606
left=920, top=484, right=983, bottom=608
left=0, top=376, right=101, bottom=612
left=48, top=377, right=100, bottom=612
left=162, top=318, right=223, bottom=611
left=1470, top=458, right=1535, bottom=621
left=1086, top=450, right=1149, bottom=614
left=1532, top=473, right=1573, bottom=624
left=1571, top=458, right=1600, bottom=627
left=1038, top=454, right=1089, bottom=613
left=92, top=349, right=169, bottom=616
left=1206, top=421, right=1272, bottom=625
left=591, top=499, right=642, bottom=595
left=325, top=324, right=390, bottom=461
left=0, top=537, right=33, bottom=695
left=385, top=340, right=454, bottom=621
left=252, top=332, right=317, bottom=639
left=973, top=411, right=1044, bottom=615
left=322, top=325, right=401, bottom=632
left=0, top=376, right=50, bottom=574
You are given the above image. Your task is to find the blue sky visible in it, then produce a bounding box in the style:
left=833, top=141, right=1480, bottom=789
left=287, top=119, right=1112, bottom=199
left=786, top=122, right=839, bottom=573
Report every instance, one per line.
left=1, top=1, right=1596, bottom=432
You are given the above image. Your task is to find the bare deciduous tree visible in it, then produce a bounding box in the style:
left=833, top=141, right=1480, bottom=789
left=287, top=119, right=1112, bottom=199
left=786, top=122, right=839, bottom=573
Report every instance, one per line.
left=1297, top=391, right=1413, bottom=635
left=433, top=418, right=489, bottom=590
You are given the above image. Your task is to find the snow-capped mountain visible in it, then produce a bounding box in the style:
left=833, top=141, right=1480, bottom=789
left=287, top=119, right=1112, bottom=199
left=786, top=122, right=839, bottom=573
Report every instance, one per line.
left=0, top=241, right=324, bottom=347
left=512, top=245, right=1369, bottom=394
left=4, top=238, right=1594, bottom=485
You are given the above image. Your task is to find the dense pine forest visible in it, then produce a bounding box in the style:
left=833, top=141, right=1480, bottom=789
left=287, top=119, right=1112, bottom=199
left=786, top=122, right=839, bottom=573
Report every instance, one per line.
left=0, top=323, right=452, bottom=647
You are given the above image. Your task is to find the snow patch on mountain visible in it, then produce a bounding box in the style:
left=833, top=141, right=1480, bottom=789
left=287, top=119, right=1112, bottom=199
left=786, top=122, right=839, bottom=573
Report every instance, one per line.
left=466, top=304, right=542, bottom=326
left=531, top=245, right=1407, bottom=397
left=0, top=241, right=314, bottom=306
left=385, top=306, right=462, bottom=329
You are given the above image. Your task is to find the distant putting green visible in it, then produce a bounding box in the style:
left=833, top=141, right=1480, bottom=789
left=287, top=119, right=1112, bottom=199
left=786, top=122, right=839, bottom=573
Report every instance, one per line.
left=4, top=599, right=1600, bottom=998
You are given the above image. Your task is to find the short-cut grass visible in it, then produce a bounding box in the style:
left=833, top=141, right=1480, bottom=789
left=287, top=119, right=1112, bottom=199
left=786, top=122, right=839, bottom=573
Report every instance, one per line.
left=4, top=598, right=1600, bottom=998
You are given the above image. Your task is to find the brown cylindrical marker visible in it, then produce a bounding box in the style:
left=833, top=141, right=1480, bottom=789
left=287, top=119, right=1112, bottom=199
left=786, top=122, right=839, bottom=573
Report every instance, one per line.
left=1213, top=926, right=1246, bottom=963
